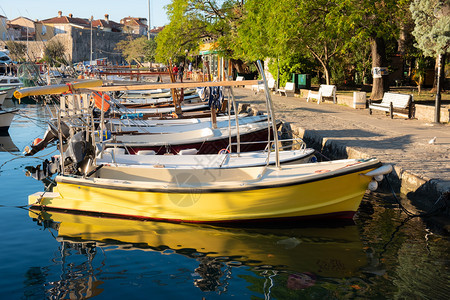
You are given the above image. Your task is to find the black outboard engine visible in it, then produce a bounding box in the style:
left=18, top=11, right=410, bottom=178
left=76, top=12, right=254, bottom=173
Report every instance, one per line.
left=63, top=130, right=96, bottom=175
left=24, top=120, right=70, bottom=156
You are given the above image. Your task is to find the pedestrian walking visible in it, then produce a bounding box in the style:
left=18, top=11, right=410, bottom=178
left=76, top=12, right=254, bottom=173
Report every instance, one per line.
left=178, top=64, right=184, bottom=81
left=172, top=65, right=179, bottom=81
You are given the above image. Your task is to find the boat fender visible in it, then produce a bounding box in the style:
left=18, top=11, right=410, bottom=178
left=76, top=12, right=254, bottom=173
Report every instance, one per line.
left=368, top=180, right=378, bottom=191
left=364, top=164, right=393, bottom=177
left=374, top=175, right=384, bottom=182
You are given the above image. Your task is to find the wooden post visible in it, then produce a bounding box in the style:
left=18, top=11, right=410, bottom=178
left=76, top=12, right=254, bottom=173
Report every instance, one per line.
left=167, top=60, right=182, bottom=116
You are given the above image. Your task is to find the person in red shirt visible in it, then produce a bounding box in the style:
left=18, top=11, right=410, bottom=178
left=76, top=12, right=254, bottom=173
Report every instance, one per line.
left=173, top=65, right=179, bottom=81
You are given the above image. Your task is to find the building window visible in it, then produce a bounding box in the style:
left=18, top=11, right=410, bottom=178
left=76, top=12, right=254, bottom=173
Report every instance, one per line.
left=42, top=25, right=47, bottom=35
left=55, top=25, right=65, bottom=34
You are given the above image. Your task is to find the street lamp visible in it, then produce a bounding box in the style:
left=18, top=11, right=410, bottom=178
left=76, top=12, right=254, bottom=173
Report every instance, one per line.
left=432, top=4, right=449, bottom=123
left=90, top=16, right=93, bottom=63
left=147, top=0, right=151, bottom=41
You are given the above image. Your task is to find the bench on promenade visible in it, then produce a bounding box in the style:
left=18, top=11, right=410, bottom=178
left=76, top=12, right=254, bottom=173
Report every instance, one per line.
left=368, top=92, right=414, bottom=119
left=277, top=82, right=295, bottom=97
left=235, top=76, right=245, bottom=87
left=306, top=84, right=336, bottom=104
left=252, top=78, right=276, bottom=93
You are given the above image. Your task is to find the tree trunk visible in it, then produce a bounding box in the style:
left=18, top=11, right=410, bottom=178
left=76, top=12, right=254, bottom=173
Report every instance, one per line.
left=370, top=37, right=389, bottom=100
left=323, top=62, right=330, bottom=85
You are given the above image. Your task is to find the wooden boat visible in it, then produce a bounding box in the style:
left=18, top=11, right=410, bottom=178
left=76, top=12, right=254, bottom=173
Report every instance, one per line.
left=29, top=158, right=392, bottom=223
left=105, top=120, right=281, bottom=154
left=30, top=210, right=366, bottom=277
left=97, top=147, right=316, bottom=168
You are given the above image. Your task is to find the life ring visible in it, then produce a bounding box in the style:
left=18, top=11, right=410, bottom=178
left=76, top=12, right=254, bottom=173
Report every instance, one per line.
left=218, top=148, right=230, bottom=154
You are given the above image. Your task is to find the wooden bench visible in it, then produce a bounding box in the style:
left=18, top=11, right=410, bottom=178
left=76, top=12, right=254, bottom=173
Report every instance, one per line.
left=236, top=76, right=244, bottom=87
left=277, top=82, right=295, bottom=97
left=252, top=78, right=276, bottom=93
left=306, top=84, right=336, bottom=104
left=368, top=92, right=414, bottom=119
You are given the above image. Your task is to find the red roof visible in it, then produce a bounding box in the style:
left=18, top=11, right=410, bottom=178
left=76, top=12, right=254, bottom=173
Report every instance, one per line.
left=41, top=16, right=90, bottom=28
left=150, top=26, right=164, bottom=34
left=92, top=19, right=123, bottom=32
left=120, top=17, right=147, bottom=27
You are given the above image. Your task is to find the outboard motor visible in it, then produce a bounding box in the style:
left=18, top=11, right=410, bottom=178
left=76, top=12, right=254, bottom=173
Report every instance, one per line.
left=63, top=130, right=96, bottom=175
left=24, top=120, right=70, bottom=156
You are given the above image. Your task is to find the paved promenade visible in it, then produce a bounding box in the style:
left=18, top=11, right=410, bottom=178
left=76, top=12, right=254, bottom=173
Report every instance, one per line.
left=233, top=87, right=450, bottom=208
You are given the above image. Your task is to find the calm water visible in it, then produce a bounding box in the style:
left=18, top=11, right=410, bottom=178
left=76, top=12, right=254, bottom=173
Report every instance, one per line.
left=1, top=102, right=449, bottom=299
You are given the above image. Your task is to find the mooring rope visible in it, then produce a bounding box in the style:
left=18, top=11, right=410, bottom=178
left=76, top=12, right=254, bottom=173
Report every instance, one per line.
left=385, top=176, right=448, bottom=218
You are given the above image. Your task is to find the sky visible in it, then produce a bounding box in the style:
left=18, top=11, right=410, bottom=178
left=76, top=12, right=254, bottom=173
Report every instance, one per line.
left=0, top=0, right=171, bottom=27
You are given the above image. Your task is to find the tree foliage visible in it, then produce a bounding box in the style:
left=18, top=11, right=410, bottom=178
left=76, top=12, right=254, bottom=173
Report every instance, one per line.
left=410, top=0, right=450, bottom=57
left=5, top=41, right=27, bottom=62
left=155, top=0, right=243, bottom=62
left=43, top=40, right=67, bottom=66
left=115, top=36, right=157, bottom=66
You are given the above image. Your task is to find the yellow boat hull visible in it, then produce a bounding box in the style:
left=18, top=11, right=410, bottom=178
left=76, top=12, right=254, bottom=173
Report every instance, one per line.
left=29, top=166, right=375, bottom=223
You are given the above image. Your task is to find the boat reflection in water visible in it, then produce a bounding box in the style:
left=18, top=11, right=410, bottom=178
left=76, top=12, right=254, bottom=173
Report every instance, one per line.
left=0, top=132, right=19, bottom=152
left=29, top=210, right=367, bottom=298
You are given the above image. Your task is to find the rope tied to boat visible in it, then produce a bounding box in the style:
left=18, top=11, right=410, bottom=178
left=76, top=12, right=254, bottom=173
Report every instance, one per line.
left=385, top=176, right=450, bottom=218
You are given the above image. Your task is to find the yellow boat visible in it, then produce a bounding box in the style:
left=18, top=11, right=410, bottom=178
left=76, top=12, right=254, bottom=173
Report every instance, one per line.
left=29, top=158, right=391, bottom=223
left=30, top=210, right=367, bottom=277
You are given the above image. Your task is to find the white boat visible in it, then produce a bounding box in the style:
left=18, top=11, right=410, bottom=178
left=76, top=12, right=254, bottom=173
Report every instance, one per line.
left=122, top=88, right=170, bottom=96
left=0, top=87, right=15, bottom=99
left=0, top=76, right=23, bottom=96
left=97, top=147, right=316, bottom=169
left=107, top=113, right=249, bottom=127
left=117, top=93, right=201, bottom=106
left=0, top=108, right=18, bottom=132
left=112, top=114, right=267, bottom=134
left=0, top=133, right=18, bottom=152
left=0, top=91, right=7, bottom=106
left=113, top=102, right=209, bottom=115
left=105, top=120, right=280, bottom=154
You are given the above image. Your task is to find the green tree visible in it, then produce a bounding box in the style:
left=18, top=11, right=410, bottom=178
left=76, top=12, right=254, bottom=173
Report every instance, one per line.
left=338, top=0, right=409, bottom=99
left=5, top=41, right=27, bottom=62
left=43, top=40, right=67, bottom=66
left=235, top=0, right=370, bottom=85
left=410, top=0, right=449, bottom=90
left=115, top=36, right=157, bottom=66
left=155, top=0, right=243, bottom=62
left=410, top=0, right=449, bottom=57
